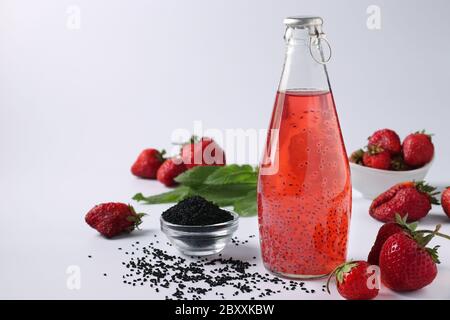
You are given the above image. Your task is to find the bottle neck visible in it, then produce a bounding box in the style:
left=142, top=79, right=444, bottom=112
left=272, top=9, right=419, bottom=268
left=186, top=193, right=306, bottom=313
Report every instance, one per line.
left=278, top=27, right=331, bottom=94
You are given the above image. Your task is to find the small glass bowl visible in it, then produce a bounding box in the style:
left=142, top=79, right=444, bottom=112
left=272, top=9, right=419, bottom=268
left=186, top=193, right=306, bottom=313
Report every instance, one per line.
left=160, top=212, right=239, bottom=256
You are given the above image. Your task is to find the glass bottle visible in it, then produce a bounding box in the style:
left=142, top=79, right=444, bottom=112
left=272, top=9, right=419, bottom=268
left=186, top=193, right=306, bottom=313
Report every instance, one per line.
left=258, top=16, right=352, bottom=279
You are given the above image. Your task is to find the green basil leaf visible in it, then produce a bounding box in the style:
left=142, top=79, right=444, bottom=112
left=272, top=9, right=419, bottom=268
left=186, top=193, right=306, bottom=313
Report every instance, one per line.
left=133, top=165, right=259, bottom=217
left=174, top=166, right=221, bottom=187
left=132, top=186, right=192, bottom=204
left=193, top=184, right=256, bottom=207
left=233, top=190, right=257, bottom=217
left=204, top=164, right=257, bottom=185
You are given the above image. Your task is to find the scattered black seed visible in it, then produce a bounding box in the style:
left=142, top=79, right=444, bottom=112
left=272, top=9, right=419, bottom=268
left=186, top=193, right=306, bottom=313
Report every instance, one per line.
left=88, top=255, right=92, bottom=258
left=103, top=273, right=107, bottom=276
left=161, top=196, right=233, bottom=226
left=117, top=236, right=319, bottom=300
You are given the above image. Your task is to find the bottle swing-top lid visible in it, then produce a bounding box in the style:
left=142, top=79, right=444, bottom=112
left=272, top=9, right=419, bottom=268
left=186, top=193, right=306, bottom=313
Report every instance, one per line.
left=283, top=15, right=331, bottom=64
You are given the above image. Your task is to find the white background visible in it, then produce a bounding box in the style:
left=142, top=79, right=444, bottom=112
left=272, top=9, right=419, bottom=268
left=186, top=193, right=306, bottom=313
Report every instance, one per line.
left=1, top=0, right=450, bottom=299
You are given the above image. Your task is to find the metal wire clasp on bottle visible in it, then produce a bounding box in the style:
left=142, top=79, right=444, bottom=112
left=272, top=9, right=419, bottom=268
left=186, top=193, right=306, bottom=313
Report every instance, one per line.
left=308, top=25, right=332, bottom=65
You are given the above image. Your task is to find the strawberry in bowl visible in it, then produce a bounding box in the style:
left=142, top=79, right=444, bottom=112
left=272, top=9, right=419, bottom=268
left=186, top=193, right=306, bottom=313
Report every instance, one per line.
left=349, top=129, right=435, bottom=199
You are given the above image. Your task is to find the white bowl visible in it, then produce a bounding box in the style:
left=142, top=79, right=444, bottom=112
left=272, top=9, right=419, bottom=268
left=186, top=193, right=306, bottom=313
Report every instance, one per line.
left=350, top=160, right=433, bottom=199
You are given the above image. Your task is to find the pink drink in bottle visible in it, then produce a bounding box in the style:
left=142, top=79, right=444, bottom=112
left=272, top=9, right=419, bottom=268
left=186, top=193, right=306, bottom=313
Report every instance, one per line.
left=258, top=16, right=351, bottom=278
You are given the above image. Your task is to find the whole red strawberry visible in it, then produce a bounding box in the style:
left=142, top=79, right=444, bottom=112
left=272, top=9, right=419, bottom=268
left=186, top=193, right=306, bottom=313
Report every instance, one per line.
left=367, top=214, right=418, bottom=265
left=368, top=129, right=402, bottom=155
left=157, top=158, right=187, bottom=187
left=442, top=187, right=450, bottom=218
left=85, top=203, right=145, bottom=238
left=379, top=220, right=450, bottom=291
left=402, top=131, right=434, bottom=168
left=362, top=146, right=391, bottom=170
left=327, top=261, right=379, bottom=300
left=180, top=136, right=226, bottom=169
left=131, top=149, right=165, bottom=179
left=368, top=223, right=404, bottom=265
left=379, top=232, right=438, bottom=291
left=369, top=181, right=439, bottom=222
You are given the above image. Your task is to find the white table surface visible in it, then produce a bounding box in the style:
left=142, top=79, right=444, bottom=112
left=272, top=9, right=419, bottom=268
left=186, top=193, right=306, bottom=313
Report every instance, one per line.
left=1, top=0, right=450, bottom=301
left=1, top=170, right=449, bottom=300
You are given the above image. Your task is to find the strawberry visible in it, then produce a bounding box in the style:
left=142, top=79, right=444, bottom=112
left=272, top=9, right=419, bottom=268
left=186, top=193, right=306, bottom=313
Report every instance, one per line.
left=442, top=187, right=450, bottom=218
left=369, top=181, right=439, bottom=222
left=379, top=220, right=450, bottom=291
left=157, top=158, right=187, bottom=187
left=379, top=233, right=437, bottom=291
left=131, top=149, right=165, bottom=179
left=362, top=146, right=391, bottom=170
left=402, top=131, right=434, bottom=168
left=367, top=214, right=418, bottom=265
left=327, top=261, right=379, bottom=300
left=180, top=136, right=226, bottom=169
left=368, top=223, right=404, bottom=265
left=85, top=203, right=145, bottom=238
left=368, top=129, right=402, bottom=155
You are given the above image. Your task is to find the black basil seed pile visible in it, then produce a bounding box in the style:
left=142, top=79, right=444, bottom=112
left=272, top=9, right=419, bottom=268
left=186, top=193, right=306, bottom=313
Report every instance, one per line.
left=161, top=196, right=233, bottom=225
left=118, top=235, right=318, bottom=300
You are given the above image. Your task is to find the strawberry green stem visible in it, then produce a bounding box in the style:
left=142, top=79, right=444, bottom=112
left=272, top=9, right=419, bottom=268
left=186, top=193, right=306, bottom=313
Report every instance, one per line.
left=325, top=261, right=356, bottom=295
left=416, top=226, right=450, bottom=241
left=325, top=267, right=338, bottom=295
left=325, top=262, right=346, bottom=294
